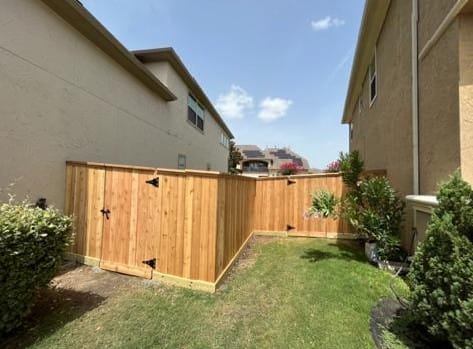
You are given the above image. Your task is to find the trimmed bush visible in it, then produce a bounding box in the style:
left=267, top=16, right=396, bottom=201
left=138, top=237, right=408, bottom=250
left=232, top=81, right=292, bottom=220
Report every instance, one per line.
left=408, top=173, right=473, bottom=349
left=0, top=202, right=72, bottom=334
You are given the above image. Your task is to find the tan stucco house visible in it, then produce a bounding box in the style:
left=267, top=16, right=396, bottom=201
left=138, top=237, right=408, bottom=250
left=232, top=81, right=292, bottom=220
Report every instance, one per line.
left=236, top=145, right=310, bottom=177
left=342, top=0, right=473, bottom=245
left=0, top=0, right=233, bottom=208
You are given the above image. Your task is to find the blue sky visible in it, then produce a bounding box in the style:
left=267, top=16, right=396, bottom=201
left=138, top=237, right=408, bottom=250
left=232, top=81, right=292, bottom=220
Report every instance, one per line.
left=81, top=0, right=365, bottom=169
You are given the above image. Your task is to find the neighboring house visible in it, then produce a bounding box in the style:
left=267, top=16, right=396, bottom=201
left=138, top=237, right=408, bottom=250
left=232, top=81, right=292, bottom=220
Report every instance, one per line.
left=236, top=145, right=310, bottom=177
left=0, top=0, right=233, bottom=208
left=342, top=0, right=473, bottom=246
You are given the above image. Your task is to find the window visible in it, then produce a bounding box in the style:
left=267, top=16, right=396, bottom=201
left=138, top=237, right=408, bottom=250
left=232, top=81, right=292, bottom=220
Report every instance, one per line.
left=220, top=133, right=230, bottom=148
left=350, top=123, right=353, bottom=140
left=187, top=94, right=204, bottom=131
left=178, top=154, right=186, bottom=169
left=369, top=49, right=377, bottom=106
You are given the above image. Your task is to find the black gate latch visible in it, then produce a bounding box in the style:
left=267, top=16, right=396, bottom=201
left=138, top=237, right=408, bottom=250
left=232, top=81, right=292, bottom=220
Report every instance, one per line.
left=146, top=177, right=160, bottom=188
left=142, top=258, right=157, bottom=269
left=100, top=208, right=110, bottom=220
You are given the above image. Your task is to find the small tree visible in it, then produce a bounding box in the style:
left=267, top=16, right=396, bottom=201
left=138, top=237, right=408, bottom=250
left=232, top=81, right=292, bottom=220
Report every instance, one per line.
left=228, top=141, right=243, bottom=174
left=408, top=172, right=473, bottom=348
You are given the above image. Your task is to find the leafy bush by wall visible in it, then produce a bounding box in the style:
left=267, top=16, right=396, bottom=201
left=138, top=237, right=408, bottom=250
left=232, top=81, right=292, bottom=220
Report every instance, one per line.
left=310, top=151, right=405, bottom=261
left=408, top=173, right=473, bottom=349
left=0, top=202, right=72, bottom=334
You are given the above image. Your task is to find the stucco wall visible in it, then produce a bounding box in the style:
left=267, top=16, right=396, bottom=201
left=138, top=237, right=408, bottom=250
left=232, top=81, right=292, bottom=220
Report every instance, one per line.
left=459, top=14, right=473, bottom=185
left=418, top=0, right=458, bottom=49
left=144, top=61, right=229, bottom=172
left=0, top=0, right=229, bottom=208
left=418, top=22, right=460, bottom=194
left=349, top=0, right=413, bottom=198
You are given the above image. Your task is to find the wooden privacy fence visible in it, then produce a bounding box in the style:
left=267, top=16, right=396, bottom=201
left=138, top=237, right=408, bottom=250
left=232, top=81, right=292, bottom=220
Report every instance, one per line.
left=254, top=174, right=351, bottom=238
left=65, top=161, right=350, bottom=292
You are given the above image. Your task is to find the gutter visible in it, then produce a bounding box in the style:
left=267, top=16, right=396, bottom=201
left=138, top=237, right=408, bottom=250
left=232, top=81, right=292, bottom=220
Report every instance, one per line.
left=412, top=0, right=419, bottom=195
left=418, top=0, right=469, bottom=61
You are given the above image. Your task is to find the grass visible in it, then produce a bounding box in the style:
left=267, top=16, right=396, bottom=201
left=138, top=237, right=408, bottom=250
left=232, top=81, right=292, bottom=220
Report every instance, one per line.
left=4, top=238, right=408, bottom=349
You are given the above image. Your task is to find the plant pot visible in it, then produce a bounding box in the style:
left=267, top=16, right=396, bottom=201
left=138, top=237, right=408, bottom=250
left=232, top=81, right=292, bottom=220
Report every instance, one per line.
left=377, top=260, right=410, bottom=274
left=365, top=241, right=378, bottom=263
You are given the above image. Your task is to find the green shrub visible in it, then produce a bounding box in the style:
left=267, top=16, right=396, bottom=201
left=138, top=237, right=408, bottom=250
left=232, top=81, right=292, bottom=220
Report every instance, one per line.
left=408, top=173, right=473, bottom=349
left=0, top=202, right=72, bottom=334
left=348, top=177, right=405, bottom=243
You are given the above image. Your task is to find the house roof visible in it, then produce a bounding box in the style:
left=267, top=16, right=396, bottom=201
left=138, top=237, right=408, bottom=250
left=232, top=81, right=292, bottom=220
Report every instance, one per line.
left=341, top=0, right=391, bottom=124
left=134, top=48, right=234, bottom=139
left=237, top=145, right=310, bottom=169
left=41, top=0, right=177, bottom=102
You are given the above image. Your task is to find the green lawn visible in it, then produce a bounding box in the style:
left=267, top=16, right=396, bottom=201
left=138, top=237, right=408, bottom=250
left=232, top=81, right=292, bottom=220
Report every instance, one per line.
left=5, top=238, right=408, bottom=349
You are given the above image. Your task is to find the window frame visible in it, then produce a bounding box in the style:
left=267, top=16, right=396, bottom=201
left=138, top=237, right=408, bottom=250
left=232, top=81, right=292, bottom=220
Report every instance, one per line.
left=220, top=133, right=230, bottom=148
left=369, top=48, right=377, bottom=107
left=187, top=94, right=205, bottom=132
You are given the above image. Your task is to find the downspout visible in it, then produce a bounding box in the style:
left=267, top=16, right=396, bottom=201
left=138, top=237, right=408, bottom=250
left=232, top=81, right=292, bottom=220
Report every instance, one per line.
left=412, top=0, right=419, bottom=195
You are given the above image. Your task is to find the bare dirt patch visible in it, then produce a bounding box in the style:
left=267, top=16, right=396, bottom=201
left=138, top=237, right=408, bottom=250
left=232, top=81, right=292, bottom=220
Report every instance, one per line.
left=51, top=262, right=146, bottom=297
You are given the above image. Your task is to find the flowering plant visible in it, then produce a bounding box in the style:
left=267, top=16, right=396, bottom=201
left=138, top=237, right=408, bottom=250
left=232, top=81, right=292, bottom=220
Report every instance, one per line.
left=280, top=161, right=302, bottom=175
left=325, top=160, right=341, bottom=173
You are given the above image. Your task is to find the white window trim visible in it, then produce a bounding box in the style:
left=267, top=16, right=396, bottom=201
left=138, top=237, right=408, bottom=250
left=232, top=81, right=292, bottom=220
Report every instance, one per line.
left=369, top=48, right=377, bottom=107
left=220, top=133, right=230, bottom=148
left=187, top=94, right=205, bottom=132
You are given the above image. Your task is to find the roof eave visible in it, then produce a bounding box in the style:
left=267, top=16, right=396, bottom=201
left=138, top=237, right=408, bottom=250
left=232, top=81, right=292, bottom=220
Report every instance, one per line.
left=133, top=48, right=234, bottom=139
left=341, top=0, right=391, bottom=124
left=40, top=0, right=177, bottom=102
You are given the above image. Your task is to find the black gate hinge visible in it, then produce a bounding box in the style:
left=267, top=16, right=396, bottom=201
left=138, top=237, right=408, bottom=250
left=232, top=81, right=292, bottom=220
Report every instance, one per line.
left=146, top=177, right=160, bottom=188
left=100, top=208, right=110, bottom=220
left=287, top=178, right=296, bottom=185
left=142, top=258, right=157, bottom=269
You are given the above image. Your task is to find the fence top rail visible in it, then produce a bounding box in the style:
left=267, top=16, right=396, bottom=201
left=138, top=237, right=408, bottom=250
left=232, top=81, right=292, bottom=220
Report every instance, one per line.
left=66, top=161, right=255, bottom=181
left=255, top=172, right=343, bottom=181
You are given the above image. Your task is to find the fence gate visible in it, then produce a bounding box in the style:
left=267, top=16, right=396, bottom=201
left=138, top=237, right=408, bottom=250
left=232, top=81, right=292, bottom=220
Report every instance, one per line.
left=99, top=167, right=161, bottom=278
left=254, top=174, right=348, bottom=237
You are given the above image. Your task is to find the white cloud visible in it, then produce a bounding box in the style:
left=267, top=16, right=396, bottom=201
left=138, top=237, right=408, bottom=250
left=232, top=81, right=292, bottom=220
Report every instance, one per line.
left=216, top=85, right=253, bottom=119
left=258, top=97, right=293, bottom=122
left=311, top=16, right=345, bottom=31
